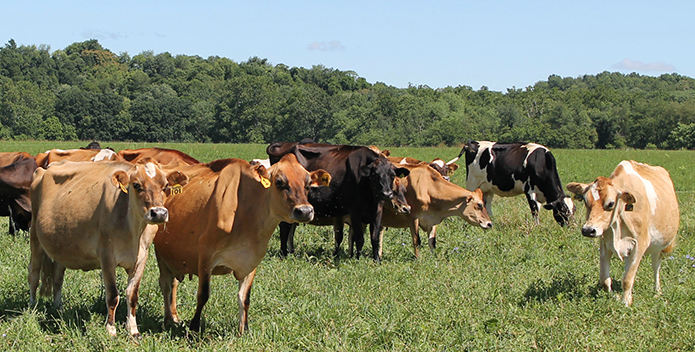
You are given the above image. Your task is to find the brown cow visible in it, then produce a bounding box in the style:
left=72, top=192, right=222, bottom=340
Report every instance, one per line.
left=35, top=148, right=121, bottom=168
left=567, top=160, right=679, bottom=306
left=153, top=154, right=331, bottom=333
left=28, top=160, right=188, bottom=337
left=118, top=147, right=200, bottom=166
left=0, top=154, right=38, bottom=234
left=357, top=163, right=492, bottom=258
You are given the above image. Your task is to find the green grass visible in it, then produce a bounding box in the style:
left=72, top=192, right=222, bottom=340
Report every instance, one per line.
left=1, top=141, right=695, bottom=350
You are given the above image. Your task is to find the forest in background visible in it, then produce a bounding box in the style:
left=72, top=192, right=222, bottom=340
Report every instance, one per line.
left=1, top=39, right=695, bottom=149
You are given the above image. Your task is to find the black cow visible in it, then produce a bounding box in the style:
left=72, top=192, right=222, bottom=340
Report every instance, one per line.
left=458, top=140, right=574, bottom=226
left=267, top=142, right=409, bottom=260
left=0, top=153, right=38, bottom=234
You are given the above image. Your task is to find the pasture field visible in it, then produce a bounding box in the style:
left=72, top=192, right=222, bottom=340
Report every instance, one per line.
left=1, top=141, right=695, bottom=351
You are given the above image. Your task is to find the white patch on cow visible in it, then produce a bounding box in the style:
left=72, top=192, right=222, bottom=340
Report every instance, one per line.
left=465, top=142, right=496, bottom=191
left=431, top=159, right=445, bottom=169
left=521, top=143, right=547, bottom=168
left=590, top=183, right=600, bottom=202
left=619, top=161, right=658, bottom=215
left=251, top=158, right=271, bottom=169
left=145, top=163, right=157, bottom=178
left=563, top=197, right=575, bottom=215
left=399, top=158, right=408, bottom=165
left=92, top=149, right=116, bottom=162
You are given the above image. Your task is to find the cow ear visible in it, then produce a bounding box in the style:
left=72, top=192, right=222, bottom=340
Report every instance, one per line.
left=309, top=169, right=331, bottom=187
left=251, top=163, right=271, bottom=187
left=111, top=170, right=130, bottom=193
left=448, top=163, right=459, bottom=172
left=620, top=191, right=636, bottom=204
left=395, top=167, right=409, bottom=178
left=381, top=149, right=391, bottom=156
left=166, top=171, right=189, bottom=187
left=566, top=182, right=589, bottom=197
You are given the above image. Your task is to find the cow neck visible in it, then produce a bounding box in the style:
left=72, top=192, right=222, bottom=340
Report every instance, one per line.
left=604, top=195, right=638, bottom=261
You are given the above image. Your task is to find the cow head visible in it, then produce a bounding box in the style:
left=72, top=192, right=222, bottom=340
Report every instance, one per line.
left=265, top=153, right=331, bottom=223
left=566, top=177, right=635, bottom=238
left=111, top=159, right=189, bottom=224
left=390, top=177, right=411, bottom=214
left=461, top=188, right=494, bottom=229
left=429, top=158, right=459, bottom=181
left=360, top=156, right=410, bottom=201
left=542, top=196, right=575, bottom=227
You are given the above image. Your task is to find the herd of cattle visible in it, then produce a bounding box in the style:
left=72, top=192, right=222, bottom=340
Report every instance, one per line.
left=0, top=140, right=680, bottom=337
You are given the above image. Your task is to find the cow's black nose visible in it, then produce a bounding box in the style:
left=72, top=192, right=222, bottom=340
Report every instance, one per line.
left=292, top=204, right=314, bottom=222
left=146, top=207, right=169, bottom=223
left=581, top=226, right=596, bottom=237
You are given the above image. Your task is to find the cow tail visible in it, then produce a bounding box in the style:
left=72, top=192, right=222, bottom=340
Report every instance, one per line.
left=39, top=253, right=55, bottom=297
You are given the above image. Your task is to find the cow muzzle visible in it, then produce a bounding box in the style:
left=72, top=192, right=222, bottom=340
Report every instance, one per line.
left=581, top=225, right=602, bottom=238
left=291, top=204, right=314, bottom=223
left=145, top=207, right=169, bottom=224
left=481, top=221, right=493, bottom=230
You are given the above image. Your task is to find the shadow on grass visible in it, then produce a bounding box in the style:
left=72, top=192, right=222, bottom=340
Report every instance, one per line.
left=519, top=272, right=604, bottom=306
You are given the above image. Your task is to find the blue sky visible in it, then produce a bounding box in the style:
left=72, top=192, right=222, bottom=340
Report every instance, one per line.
left=3, top=0, right=693, bottom=92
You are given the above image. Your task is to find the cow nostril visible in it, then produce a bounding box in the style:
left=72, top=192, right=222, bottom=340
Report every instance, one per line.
left=581, top=227, right=596, bottom=237
left=147, top=207, right=169, bottom=223
left=292, top=205, right=314, bottom=222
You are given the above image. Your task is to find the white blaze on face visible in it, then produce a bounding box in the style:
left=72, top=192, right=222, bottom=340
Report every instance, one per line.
left=145, top=162, right=157, bottom=178
left=590, top=183, right=600, bottom=202
left=619, top=161, right=658, bottom=215
left=431, top=159, right=445, bottom=169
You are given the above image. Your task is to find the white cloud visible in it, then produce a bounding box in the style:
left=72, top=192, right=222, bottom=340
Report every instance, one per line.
left=307, top=41, right=345, bottom=52
left=611, top=58, right=676, bottom=72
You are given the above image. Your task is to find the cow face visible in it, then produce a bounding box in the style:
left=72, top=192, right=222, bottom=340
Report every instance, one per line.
left=390, top=177, right=411, bottom=214
left=543, top=196, right=575, bottom=226
left=267, top=154, right=331, bottom=223
left=567, top=177, right=635, bottom=238
left=112, top=161, right=189, bottom=224
left=461, top=188, right=493, bottom=229
left=360, top=157, right=410, bottom=201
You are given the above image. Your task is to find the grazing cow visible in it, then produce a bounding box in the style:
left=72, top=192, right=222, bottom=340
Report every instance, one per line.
left=153, top=154, right=330, bottom=333
left=118, top=147, right=200, bottom=166
left=0, top=153, right=38, bottom=234
left=566, top=160, right=679, bottom=306
left=35, top=148, right=121, bottom=168
left=369, top=147, right=460, bottom=181
left=458, top=140, right=574, bottom=226
left=28, top=160, right=188, bottom=337
left=266, top=142, right=409, bottom=260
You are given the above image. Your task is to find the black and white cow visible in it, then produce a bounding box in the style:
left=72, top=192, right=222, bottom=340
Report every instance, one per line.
left=456, top=140, right=574, bottom=226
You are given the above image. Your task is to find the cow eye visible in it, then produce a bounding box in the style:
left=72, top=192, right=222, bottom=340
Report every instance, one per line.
left=476, top=203, right=483, bottom=211
left=275, top=177, right=289, bottom=190
left=605, top=201, right=615, bottom=210
left=133, top=183, right=143, bottom=192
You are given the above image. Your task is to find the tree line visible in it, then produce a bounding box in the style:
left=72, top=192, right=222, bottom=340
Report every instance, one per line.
left=1, top=39, right=695, bottom=149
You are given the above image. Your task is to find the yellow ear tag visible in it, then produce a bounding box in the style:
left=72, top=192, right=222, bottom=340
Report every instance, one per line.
left=171, top=184, right=183, bottom=195
left=260, top=176, right=271, bottom=189
left=119, top=183, right=128, bottom=194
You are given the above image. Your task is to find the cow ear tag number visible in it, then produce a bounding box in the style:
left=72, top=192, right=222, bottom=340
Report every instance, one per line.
left=260, top=176, right=271, bottom=188
left=171, top=184, right=183, bottom=195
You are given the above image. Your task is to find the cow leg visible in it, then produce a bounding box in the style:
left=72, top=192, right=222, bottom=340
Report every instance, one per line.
left=101, top=263, right=120, bottom=337
left=156, top=253, right=180, bottom=325
left=652, top=253, right=664, bottom=295
left=378, top=225, right=386, bottom=259
left=287, top=223, right=297, bottom=254
left=190, top=269, right=212, bottom=332
left=427, top=225, right=437, bottom=252
left=28, top=229, right=44, bottom=307
left=278, top=222, right=293, bottom=256
left=409, top=218, right=421, bottom=258
left=599, top=242, right=613, bottom=292
left=483, top=192, right=494, bottom=217
left=370, top=200, right=385, bottom=261
left=621, top=244, right=647, bottom=307
left=350, top=213, right=364, bottom=259
left=237, top=269, right=256, bottom=334
left=8, top=205, right=15, bottom=236
left=334, top=218, right=344, bottom=256
left=51, top=262, right=66, bottom=310
left=525, top=192, right=540, bottom=224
